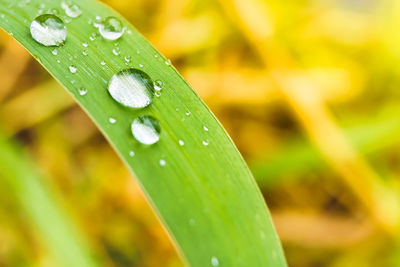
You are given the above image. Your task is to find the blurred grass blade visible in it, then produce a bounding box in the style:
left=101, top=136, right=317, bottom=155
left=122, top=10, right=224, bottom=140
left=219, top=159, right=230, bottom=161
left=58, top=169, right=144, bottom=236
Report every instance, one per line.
left=0, top=131, right=97, bottom=267
left=0, top=0, right=286, bottom=266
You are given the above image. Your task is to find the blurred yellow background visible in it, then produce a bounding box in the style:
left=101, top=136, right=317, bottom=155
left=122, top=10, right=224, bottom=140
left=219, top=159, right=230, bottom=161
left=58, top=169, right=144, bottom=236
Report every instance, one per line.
left=2, top=0, right=400, bottom=266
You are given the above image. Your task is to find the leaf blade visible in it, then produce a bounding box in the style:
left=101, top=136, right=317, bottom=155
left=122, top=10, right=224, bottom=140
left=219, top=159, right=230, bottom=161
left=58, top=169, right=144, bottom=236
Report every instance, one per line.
left=0, top=0, right=287, bottom=266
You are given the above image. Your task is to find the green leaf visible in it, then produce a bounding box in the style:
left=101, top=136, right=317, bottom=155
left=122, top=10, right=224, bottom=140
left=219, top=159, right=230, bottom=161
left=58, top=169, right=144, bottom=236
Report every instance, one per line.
left=0, top=0, right=287, bottom=266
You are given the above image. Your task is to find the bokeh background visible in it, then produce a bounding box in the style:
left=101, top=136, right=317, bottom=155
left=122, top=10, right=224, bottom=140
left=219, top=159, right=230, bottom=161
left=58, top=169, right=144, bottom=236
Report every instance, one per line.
left=1, top=0, right=400, bottom=266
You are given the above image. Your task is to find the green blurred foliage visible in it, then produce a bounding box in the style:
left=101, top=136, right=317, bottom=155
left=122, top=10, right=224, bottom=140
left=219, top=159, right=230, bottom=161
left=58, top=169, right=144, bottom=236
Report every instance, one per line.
left=1, top=0, right=400, bottom=266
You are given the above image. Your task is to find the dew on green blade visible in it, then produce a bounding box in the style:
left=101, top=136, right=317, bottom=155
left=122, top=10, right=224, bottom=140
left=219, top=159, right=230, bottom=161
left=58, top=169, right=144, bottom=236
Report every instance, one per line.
left=131, top=115, right=161, bottom=145
left=61, top=1, right=82, bottom=18
left=98, top=16, right=125, bottom=40
left=108, top=68, right=154, bottom=109
left=30, top=14, right=67, bottom=46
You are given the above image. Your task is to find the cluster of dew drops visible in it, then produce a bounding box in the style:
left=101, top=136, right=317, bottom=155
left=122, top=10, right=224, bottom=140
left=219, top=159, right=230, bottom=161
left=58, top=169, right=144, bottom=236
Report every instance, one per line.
left=26, top=3, right=218, bottom=265
left=27, top=2, right=212, bottom=169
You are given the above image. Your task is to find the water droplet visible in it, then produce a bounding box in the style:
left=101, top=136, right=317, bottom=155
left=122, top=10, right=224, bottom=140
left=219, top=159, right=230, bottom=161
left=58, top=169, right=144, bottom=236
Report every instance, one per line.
left=30, top=14, right=67, bottom=46
left=89, top=32, right=97, bottom=41
left=51, top=48, right=58, bottom=55
left=202, top=140, right=209, bottom=146
left=109, top=117, right=116, bottom=124
left=159, top=159, right=166, bottom=166
left=100, top=61, right=106, bottom=66
left=153, top=80, right=163, bottom=91
left=108, top=68, right=154, bottom=109
left=189, top=218, right=196, bottom=226
left=139, top=64, right=144, bottom=68
left=131, top=115, right=161, bottom=145
left=211, top=257, right=219, bottom=267
left=69, top=65, right=77, bottom=73
left=82, top=49, right=88, bottom=56
left=179, top=140, right=185, bottom=146
left=124, top=55, right=132, bottom=64
left=203, top=126, right=209, bottom=132
left=155, top=91, right=161, bottom=98
left=78, top=87, right=87, bottom=96
left=61, top=1, right=81, bottom=18
left=186, top=111, right=191, bottom=116
left=82, top=42, right=88, bottom=47
left=112, top=47, right=120, bottom=56
left=165, top=59, right=171, bottom=66
left=98, top=16, right=125, bottom=40
left=129, top=151, right=135, bottom=157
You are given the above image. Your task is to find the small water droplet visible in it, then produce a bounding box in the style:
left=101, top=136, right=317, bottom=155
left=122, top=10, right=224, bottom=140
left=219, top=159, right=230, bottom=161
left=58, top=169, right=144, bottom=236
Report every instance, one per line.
left=202, top=140, right=209, bottom=146
left=155, top=91, right=161, bottom=98
left=165, top=59, right=171, bottom=65
left=124, top=55, right=132, bottom=64
left=112, top=47, right=120, bottom=56
left=109, top=117, right=116, bottom=124
left=82, top=42, right=88, bottom=47
left=51, top=48, right=58, bottom=55
left=82, top=49, right=88, bottom=56
left=139, top=64, right=144, bottom=68
left=131, top=115, right=161, bottom=145
left=179, top=140, right=184, bottom=146
left=61, top=1, right=81, bottom=18
left=30, top=14, right=67, bottom=46
left=89, top=32, right=97, bottom=41
left=186, top=111, right=191, bottom=116
left=100, top=61, right=106, bottom=66
left=211, top=257, right=219, bottom=267
left=203, top=126, right=209, bottom=132
left=99, top=16, right=125, bottom=40
left=108, top=68, right=154, bottom=109
left=153, top=80, right=163, bottom=91
left=189, top=218, right=196, bottom=226
left=78, top=87, right=87, bottom=96
left=69, top=65, right=77, bottom=73
left=129, top=151, right=135, bottom=157
left=159, top=159, right=166, bottom=166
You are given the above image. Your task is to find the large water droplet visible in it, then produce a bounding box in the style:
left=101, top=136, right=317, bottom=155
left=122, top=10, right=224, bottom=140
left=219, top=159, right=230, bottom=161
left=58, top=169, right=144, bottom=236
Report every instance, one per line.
left=30, top=14, right=67, bottom=46
left=131, top=115, right=161, bottom=145
left=98, top=16, right=125, bottom=40
left=61, top=1, right=82, bottom=18
left=108, top=68, right=154, bottom=109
